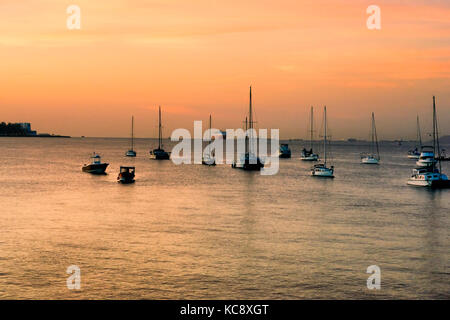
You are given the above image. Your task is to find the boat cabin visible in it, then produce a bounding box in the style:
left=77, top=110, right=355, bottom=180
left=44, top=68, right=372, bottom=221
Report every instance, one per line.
left=120, top=166, right=135, bottom=174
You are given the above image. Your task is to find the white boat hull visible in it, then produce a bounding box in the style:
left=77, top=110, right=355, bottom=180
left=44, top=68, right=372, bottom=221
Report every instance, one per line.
left=301, top=154, right=318, bottom=161
left=407, top=154, right=420, bottom=159
left=361, top=156, right=379, bottom=164
left=407, top=179, right=431, bottom=187
left=415, top=160, right=435, bottom=167
left=311, top=167, right=334, bottom=177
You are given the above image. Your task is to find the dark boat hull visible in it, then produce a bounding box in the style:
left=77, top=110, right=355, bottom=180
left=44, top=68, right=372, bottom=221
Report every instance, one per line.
left=82, top=163, right=108, bottom=174
left=430, top=179, right=450, bottom=189
left=279, top=153, right=291, bottom=159
left=150, top=149, right=170, bottom=160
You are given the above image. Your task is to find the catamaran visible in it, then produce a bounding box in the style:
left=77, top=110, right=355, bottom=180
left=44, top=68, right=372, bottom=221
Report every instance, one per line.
left=311, top=106, right=334, bottom=177
left=361, top=112, right=380, bottom=164
left=202, top=114, right=216, bottom=166
left=407, top=96, right=449, bottom=188
left=149, top=106, right=170, bottom=160
left=301, top=106, right=319, bottom=161
left=407, top=116, right=422, bottom=159
left=125, top=116, right=137, bottom=157
left=231, top=86, right=264, bottom=171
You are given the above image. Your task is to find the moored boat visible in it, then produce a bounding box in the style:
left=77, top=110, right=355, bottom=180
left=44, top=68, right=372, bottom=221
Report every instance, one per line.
left=125, top=116, right=137, bottom=157
left=279, top=144, right=291, bottom=158
left=202, top=114, right=216, bottom=166
left=117, top=166, right=135, bottom=184
left=407, top=116, right=422, bottom=159
left=311, top=106, right=334, bottom=178
left=82, top=153, right=109, bottom=174
left=407, top=96, right=450, bottom=189
left=232, top=86, right=264, bottom=171
left=301, top=106, right=319, bottom=161
left=361, top=112, right=380, bottom=164
left=150, top=106, right=170, bottom=160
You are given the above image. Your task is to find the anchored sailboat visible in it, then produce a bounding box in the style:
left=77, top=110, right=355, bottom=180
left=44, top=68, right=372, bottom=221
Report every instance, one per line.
left=231, top=86, right=264, bottom=170
left=125, top=116, right=137, bottom=157
left=149, top=106, right=170, bottom=160
left=311, top=106, right=334, bottom=177
left=361, top=112, right=380, bottom=164
left=301, top=106, right=319, bottom=161
left=202, top=114, right=216, bottom=166
left=407, top=116, right=422, bottom=159
left=408, top=96, right=449, bottom=188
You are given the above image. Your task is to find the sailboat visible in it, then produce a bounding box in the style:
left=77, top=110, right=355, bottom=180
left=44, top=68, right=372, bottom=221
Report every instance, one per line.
left=202, top=114, right=216, bottom=166
left=311, top=106, right=334, bottom=177
left=149, top=106, right=170, bottom=160
left=361, top=112, right=380, bottom=164
left=125, top=116, right=137, bottom=157
left=407, top=116, right=422, bottom=159
left=407, top=96, right=449, bottom=188
left=301, top=106, right=319, bottom=161
left=231, top=86, right=264, bottom=170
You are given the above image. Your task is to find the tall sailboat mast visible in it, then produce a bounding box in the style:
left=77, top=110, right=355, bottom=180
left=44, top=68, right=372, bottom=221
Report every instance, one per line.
left=324, top=106, right=327, bottom=166
left=371, top=113, right=375, bottom=155
left=131, top=116, right=134, bottom=150
left=433, top=96, right=442, bottom=174
left=372, top=112, right=380, bottom=159
left=209, top=114, right=212, bottom=140
left=158, top=106, right=162, bottom=150
left=248, top=86, right=253, bottom=154
left=417, top=115, right=422, bottom=147
left=310, top=106, right=314, bottom=149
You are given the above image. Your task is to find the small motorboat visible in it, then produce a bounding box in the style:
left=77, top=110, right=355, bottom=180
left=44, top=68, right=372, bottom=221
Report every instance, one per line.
left=279, top=144, right=291, bottom=158
left=82, top=153, right=109, bottom=174
left=117, top=166, right=135, bottom=184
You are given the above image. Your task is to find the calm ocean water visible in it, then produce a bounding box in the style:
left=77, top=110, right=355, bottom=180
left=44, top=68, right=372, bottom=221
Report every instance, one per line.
left=0, top=137, right=448, bottom=299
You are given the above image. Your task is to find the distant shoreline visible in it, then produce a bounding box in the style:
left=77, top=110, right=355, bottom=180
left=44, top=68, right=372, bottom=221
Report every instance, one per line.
left=0, top=134, right=71, bottom=138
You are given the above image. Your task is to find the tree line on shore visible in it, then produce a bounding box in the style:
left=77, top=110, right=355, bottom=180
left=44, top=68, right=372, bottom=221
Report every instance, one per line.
left=0, top=122, right=29, bottom=136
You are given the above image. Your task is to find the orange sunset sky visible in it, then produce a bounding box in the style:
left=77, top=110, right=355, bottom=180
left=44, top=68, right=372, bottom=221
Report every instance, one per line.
left=0, top=0, right=449, bottom=139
